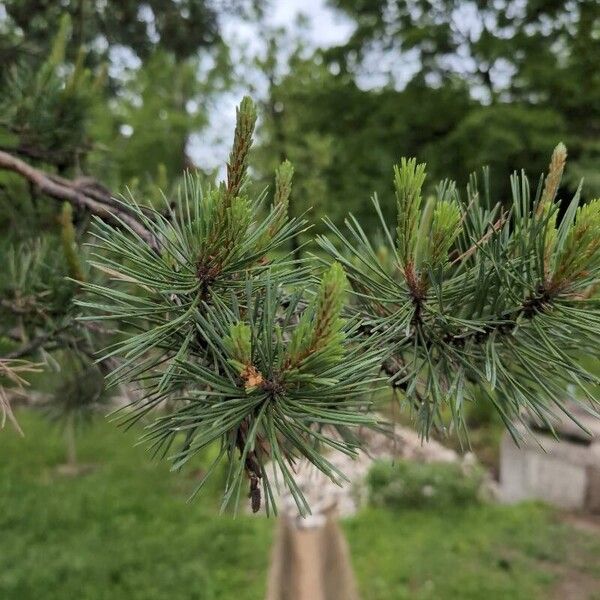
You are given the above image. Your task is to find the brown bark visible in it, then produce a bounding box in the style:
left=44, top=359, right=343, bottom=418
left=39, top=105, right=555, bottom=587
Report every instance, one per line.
left=0, top=150, right=157, bottom=250
left=266, top=509, right=360, bottom=600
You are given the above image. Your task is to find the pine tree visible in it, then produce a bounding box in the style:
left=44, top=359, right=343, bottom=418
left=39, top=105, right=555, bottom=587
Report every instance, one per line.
left=0, top=17, right=175, bottom=430
left=0, top=16, right=598, bottom=510
left=77, top=97, right=380, bottom=513
left=77, top=97, right=599, bottom=514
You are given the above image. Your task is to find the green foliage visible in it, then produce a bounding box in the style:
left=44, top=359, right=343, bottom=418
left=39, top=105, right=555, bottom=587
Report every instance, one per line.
left=428, top=197, right=462, bottom=269
left=78, top=98, right=386, bottom=513
left=274, top=160, right=294, bottom=210
left=394, top=158, right=426, bottom=268
left=1, top=0, right=598, bottom=522
left=88, top=51, right=213, bottom=186
left=0, top=15, right=103, bottom=169
left=394, top=162, right=463, bottom=275
left=162, top=276, right=381, bottom=514
left=255, top=1, right=599, bottom=233
left=0, top=240, right=78, bottom=336
left=435, top=105, right=569, bottom=196
left=0, top=0, right=254, bottom=475
left=226, top=96, right=257, bottom=201
left=551, top=199, right=600, bottom=291
left=286, top=262, right=347, bottom=369
left=330, top=0, right=600, bottom=120
left=223, top=322, right=253, bottom=376
left=0, top=233, right=107, bottom=448
left=252, top=44, right=349, bottom=234
left=1, top=0, right=236, bottom=64
left=78, top=100, right=307, bottom=386
left=0, top=219, right=109, bottom=444
left=318, top=147, right=600, bottom=440
left=367, top=460, right=485, bottom=510
left=254, top=58, right=476, bottom=235
left=268, top=160, right=294, bottom=235
left=83, top=267, right=381, bottom=513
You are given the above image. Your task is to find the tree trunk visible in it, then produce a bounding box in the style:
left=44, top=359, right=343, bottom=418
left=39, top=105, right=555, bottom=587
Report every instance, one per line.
left=266, top=508, right=360, bottom=600
left=65, top=417, right=77, bottom=468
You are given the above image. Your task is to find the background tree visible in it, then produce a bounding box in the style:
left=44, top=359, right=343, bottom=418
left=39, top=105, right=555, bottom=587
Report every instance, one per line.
left=252, top=32, right=336, bottom=255
left=0, top=0, right=247, bottom=65
left=253, top=0, right=599, bottom=239
left=255, top=53, right=473, bottom=234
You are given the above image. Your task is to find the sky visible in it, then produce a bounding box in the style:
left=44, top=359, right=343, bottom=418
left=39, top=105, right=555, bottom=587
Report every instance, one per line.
left=189, top=0, right=355, bottom=172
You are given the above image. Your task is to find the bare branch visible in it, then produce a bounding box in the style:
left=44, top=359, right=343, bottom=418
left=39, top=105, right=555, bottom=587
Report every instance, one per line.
left=0, top=150, right=158, bottom=250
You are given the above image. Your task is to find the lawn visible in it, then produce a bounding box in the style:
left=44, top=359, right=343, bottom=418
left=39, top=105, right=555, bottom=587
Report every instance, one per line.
left=1, top=410, right=599, bottom=600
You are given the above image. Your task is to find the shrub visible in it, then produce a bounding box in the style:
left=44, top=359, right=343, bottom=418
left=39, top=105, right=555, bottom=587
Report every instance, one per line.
left=367, top=459, right=485, bottom=510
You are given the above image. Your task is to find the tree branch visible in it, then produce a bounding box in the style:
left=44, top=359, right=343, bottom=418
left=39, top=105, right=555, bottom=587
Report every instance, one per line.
left=0, top=150, right=158, bottom=250
left=4, top=323, right=73, bottom=359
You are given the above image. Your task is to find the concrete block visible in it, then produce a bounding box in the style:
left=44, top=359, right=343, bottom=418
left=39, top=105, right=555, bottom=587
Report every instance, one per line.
left=499, top=422, right=600, bottom=512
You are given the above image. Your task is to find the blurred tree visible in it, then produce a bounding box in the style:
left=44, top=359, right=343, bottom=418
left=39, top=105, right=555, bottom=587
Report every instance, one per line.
left=0, top=16, right=106, bottom=239
left=0, top=0, right=237, bottom=242
left=0, top=15, right=104, bottom=175
left=0, top=0, right=254, bottom=66
left=44, top=353, right=108, bottom=473
left=328, top=0, right=599, bottom=101
left=88, top=51, right=222, bottom=188
left=431, top=104, right=568, bottom=192
left=253, top=35, right=335, bottom=254
left=0, top=6, right=237, bottom=431
left=326, top=0, right=600, bottom=194
left=255, top=46, right=472, bottom=233
left=253, top=1, right=598, bottom=237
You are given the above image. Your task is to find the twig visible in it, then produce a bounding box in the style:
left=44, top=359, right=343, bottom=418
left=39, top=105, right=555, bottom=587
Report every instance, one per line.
left=4, top=324, right=71, bottom=359
left=451, top=215, right=506, bottom=265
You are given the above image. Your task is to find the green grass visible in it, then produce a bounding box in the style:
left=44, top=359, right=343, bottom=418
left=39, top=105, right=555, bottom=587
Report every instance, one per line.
left=2, top=410, right=599, bottom=599
left=345, top=505, right=600, bottom=600
left=0, top=411, right=272, bottom=600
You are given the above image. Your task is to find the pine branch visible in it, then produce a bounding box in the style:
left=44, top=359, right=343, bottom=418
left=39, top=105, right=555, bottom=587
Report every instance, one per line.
left=395, top=157, right=426, bottom=269
left=268, top=160, right=294, bottom=236
left=1, top=358, right=42, bottom=435
left=538, top=143, right=567, bottom=281
left=319, top=150, right=600, bottom=439
left=285, top=263, right=347, bottom=370
left=538, top=142, right=567, bottom=214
